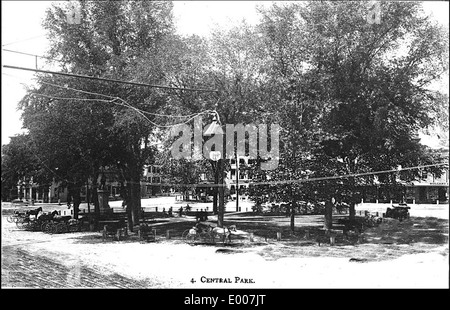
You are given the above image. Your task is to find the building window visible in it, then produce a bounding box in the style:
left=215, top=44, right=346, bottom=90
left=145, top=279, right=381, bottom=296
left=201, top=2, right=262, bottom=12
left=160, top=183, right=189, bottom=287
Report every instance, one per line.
left=422, top=171, right=428, bottom=180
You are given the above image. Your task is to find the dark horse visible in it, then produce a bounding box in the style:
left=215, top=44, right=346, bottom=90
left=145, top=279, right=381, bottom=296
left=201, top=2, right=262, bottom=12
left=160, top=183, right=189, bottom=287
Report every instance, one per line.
left=38, top=210, right=59, bottom=221
left=26, top=207, right=43, bottom=217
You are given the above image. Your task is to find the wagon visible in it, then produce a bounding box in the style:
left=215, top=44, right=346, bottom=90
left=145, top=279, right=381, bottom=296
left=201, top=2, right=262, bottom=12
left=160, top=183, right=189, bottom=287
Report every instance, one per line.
left=42, top=216, right=82, bottom=234
left=182, top=223, right=237, bottom=244
left=385, top=204, right=410, bottom=221
left=182, top=223, right=215, bottom=244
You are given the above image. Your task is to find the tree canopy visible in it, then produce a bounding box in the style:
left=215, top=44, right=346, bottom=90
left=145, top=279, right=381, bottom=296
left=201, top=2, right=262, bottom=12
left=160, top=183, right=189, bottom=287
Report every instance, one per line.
left=4, top=1, right=448, bottom=230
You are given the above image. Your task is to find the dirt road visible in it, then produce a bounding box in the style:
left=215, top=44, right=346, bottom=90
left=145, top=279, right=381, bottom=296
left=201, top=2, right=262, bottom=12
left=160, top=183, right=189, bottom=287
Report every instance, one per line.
left=1, top=246, right=156, bottom=288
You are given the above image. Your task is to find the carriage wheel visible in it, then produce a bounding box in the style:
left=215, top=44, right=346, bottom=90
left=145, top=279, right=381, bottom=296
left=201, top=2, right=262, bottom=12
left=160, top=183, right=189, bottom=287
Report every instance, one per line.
left=50, top=223, right=58, bottom=234
left=185, top=233, right=197, bottom=243
left=16, top=220, right=27, bottom=229
left=32, top=221, right=40, bottom=231
left=56, top=223, right=68, bottom=234
left=181, top=229, right=191, bottom=240
left=20, top=222, right=28, bottom=230
left=27, top=221, right=36, bottom=231
left=24, top=222, right=34, bottom=231
left=44, top=223, right=54, bottom=234
left=69, top=221, right=80, bottom=233
left=200, top=231, right=214, bottom=243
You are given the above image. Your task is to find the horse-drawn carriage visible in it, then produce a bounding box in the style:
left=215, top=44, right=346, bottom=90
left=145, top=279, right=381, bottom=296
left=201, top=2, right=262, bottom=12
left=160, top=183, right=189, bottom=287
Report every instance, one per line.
left=7, top=210, right=30, bottom=227
left=182, top=222, right=237, bottom=244
left=12, top=207, right=84, bottom=234
left=13, top=207, right=44, bottom=231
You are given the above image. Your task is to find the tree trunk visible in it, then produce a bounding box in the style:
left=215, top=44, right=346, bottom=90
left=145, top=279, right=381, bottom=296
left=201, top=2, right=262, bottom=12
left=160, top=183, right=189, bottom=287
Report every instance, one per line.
left=128, top=177, right=141, bottom=231
left=324, top=200, right=333, bottom=230
left=348, top=176, right=357, bottom=221
left=72, top=181, right=82, bottom=219
left=67, top=181, right=81, bottom=219
left=91, top=186, right=100, bottom=216
left=122, top=182, right=133, bottom=231
left=86, top=181, right=90, bottom=213
left=290, top=204, right=295, bottom=233
left=349, top=201, right=356, bottom=221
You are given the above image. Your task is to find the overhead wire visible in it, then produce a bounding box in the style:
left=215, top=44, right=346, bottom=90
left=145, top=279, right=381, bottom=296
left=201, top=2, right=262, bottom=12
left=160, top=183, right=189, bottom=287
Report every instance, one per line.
left=3, top=72, right=218, bottom=129
left=2, top=34, right=47, bottom=47
left=244, top=162, right=449, bottom=186
left=3, top=64, right=219, bottom=93
left=83, top=162, right=448, bottom=188
left=2, top=48, right=63, bottom=63
left=38, top=79, right=216, bottom=119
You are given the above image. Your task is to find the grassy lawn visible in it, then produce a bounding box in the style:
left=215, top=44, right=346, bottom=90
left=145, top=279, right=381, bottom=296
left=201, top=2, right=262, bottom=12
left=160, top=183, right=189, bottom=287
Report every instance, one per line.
left=161, top=213, right=449, bottom=262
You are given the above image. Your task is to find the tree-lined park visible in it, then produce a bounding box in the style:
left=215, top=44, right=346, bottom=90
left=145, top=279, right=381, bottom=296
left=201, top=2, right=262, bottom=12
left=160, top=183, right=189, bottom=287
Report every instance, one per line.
left=2, top=1, right=448, bottom=233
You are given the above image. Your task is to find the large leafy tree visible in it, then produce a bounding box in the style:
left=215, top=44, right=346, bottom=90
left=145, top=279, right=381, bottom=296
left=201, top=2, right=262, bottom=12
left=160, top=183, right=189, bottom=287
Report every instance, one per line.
left=148, top=24, right=272, bottom=226
left=19, top=0, right=176, bottom=227
left=247, top=1, right=448, bottom=229
left=303, top=1, right=448, bottom=219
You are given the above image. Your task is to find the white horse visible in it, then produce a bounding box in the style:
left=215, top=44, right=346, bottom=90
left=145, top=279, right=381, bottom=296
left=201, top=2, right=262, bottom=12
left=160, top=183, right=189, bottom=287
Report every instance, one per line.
left=212, top=225, right=237, bottom=244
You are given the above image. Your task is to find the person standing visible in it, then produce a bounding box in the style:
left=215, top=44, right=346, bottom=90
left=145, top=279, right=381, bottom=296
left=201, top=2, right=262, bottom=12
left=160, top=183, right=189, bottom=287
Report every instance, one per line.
left=195, top=209, right=200, bottom=222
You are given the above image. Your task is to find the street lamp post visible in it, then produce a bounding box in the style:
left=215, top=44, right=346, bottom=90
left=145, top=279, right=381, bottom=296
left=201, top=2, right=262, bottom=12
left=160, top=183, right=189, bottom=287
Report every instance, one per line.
left=210, top=150, right=224, bottom=227
left=205, top=113, right=225, bottom=227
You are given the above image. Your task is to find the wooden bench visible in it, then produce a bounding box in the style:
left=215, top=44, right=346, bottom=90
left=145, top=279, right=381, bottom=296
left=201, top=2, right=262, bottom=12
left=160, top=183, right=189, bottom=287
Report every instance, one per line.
left=101, top=220, right=127, bottom=241
left=316, top=229, right=344, bottom=246
left=138, top=224, right=156, bottom=242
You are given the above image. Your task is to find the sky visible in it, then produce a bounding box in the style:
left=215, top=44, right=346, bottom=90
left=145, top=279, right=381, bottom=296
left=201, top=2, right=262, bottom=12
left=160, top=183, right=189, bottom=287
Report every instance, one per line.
left=1, top=1, right=449, bottom=147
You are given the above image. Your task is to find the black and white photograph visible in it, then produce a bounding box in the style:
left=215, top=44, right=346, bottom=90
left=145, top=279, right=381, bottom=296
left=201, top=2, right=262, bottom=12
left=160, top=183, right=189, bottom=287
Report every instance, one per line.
left=1, top=0, right=449, bottom=294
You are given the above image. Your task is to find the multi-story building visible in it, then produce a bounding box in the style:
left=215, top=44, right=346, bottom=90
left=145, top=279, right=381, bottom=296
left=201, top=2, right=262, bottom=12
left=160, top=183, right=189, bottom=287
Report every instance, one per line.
left=361, top=147, right=449, bottom=204
left=14, top=164, right=168, bottom=203
left=227, top=156, right=251, bottom=202
left=404, top=147, right=449, bottom=204
left=141, top=164, right=164, bottom=197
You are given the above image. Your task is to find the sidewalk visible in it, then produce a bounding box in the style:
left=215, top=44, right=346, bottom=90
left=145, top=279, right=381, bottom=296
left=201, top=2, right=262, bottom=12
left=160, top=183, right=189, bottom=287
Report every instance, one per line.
left=355, top=202, right=449, bottom=219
